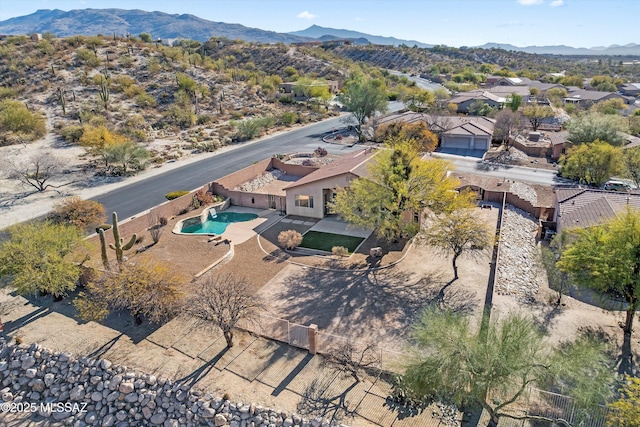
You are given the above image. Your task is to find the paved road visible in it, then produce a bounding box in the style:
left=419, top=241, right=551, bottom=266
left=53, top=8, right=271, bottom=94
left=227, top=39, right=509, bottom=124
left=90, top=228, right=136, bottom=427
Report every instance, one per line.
left=93, top=102, right=569, bottom=220
left=94, top=103, right=407, bottom=219
left=433, top=152, right=571, bottom=186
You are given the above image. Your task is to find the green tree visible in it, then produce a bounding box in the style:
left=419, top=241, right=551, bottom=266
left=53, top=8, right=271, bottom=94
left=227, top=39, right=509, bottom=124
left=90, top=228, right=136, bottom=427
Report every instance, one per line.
left=557, top=209, right=640, bottom=356
left=593, top=98, right=626, bottom=115
left=139, top=32, right=152, bottom=43
left=74, top=256, right=186, bottom=324
left=559, top=140, right=623, bottom=186
left=566, top=112, right=628, bottom=146
left=468, top=99, right=494, bottom=116
left=374, top=121, right=438, bottom=152
left=99, top=140, right=150, bottom=175
left=608, top=375, right=640, bottom=427
left=338, top=75, right=388, bottom=138
left=402, top=307, right=613, bottom=427
left=505, top=93, right=523, bottom=112
left=422, top=208, right=491, bottom=280
left=403, top=87, right=435, bottom=112
left=0, top=222, right=86, bottom=297
left=522, top=102, right=554, bottom=131
left=623, top=147, right=640, bottom=188
left=330, top=139, right=461, bottom=241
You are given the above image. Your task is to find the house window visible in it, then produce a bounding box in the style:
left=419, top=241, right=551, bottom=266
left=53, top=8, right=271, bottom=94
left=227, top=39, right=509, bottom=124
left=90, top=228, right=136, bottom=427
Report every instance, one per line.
left=251, top=197, right=255, bottom=204
left=294, top=195, right=314, bottom=208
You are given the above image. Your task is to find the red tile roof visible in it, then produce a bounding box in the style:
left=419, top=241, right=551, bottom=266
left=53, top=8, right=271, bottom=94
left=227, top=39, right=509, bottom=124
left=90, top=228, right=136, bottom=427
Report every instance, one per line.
left=556, top=188, right=640, bottom=231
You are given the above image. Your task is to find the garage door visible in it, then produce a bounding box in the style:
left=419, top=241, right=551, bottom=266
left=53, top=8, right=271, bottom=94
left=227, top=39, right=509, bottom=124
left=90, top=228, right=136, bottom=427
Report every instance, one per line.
left=442, top=136, right=471, bottom=149
left=474, top=137, right=490, bottom=150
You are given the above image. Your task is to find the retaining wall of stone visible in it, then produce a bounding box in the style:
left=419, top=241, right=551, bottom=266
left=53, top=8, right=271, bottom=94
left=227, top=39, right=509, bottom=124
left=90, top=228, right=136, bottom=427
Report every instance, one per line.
left=0, top=340, right=348, bottom=427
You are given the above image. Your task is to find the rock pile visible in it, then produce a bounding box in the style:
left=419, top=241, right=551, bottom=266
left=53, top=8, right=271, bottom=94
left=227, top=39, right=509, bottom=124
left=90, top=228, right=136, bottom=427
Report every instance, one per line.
left=236, top=169, right=287, bottom=192
left=495, top=205, right=544, bottom=303
left=0, top=340, right=349, bottom=427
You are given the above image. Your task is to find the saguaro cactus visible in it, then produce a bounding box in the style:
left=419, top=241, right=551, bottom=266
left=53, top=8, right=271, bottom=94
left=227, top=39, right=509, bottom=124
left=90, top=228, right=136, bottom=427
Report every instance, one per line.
left=56, top=87, right=66, bottom=115
left=108, top=212, right=137, bottom=265
left=98, top=77, right=110, bottom=110
left=98, top=228, right=110, bottom=269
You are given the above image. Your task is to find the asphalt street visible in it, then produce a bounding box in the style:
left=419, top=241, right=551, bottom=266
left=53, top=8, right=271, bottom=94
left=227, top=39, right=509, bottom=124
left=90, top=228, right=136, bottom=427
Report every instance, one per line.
left=94, top=105, right=568, bottom=220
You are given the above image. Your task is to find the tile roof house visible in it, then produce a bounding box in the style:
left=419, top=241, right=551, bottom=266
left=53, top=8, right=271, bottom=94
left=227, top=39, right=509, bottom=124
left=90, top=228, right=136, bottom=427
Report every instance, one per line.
left=618, top=83, right=640, bottom=97
left=448, top=90, right=505, bottom=113
left=284, top=149, right=376, bottom=219
left=554, top=187, right=640, bottom=233
left=376, top=112, right=496, bottom=152
left=564, top=89, right=625, bottom=105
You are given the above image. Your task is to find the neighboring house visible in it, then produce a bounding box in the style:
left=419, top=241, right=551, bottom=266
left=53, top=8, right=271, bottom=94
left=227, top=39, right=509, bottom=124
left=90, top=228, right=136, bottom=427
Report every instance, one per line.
left=448, top=90, right=504, bottom=113
left=528, top=81, right=566, bottom=96
left=618, top=83, right=640, bottom=97
left=284, top=149, right=375, bottom=219
left=564, top=89, right=626, bottom=105
left=376, top=112, right=496, bottom=153
left=511, top=130, right=569, bottom=160
left=440, top=116, right=496, bottom=151
left=486, top=85, right=531, bottom=98
left=553, top=187, right=640, bottom=233
left=488, top=76, right=534, bottom=87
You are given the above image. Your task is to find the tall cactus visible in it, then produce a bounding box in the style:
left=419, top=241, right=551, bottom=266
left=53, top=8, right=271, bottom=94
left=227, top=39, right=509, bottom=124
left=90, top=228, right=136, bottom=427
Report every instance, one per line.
left=108, top=212, right=137, bottom=265
left=56, top=87, right=66, bottom=115
left=98, top=228, right=110, bottom=269
left=98, top=77, right=110, bottom=110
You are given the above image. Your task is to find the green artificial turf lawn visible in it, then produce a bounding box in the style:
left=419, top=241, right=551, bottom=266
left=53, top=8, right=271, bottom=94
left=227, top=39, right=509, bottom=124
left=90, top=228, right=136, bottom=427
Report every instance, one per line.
left=299, top=231, right=365, bottom=253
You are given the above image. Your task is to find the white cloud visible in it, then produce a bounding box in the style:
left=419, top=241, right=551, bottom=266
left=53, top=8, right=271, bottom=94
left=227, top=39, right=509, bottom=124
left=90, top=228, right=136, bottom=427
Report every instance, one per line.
left=517, top=0, right=544, bottom=5
left=296, top=11, right=317, bottom=20
left=550, top=0, right=564, bottom=6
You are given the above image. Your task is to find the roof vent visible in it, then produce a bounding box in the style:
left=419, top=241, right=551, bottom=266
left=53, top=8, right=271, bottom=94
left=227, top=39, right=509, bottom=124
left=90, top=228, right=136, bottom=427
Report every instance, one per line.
left=528, top=132, right=541, bottom=142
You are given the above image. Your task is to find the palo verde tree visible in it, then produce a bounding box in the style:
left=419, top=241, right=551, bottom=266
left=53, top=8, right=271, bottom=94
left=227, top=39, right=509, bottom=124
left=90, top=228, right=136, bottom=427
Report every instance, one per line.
left=623, top=146, right=640, bottom=189
left=0, top=222, right=86, bottom=298
left=559, top=140, right=623, bottom=187
left=422, top=206, right=491, bottom=281
left=557, top=208, right=640, bottom=372
left=565, top=111, right=628, bottom=146
left=183, top=273, right=264, bottom=348
left=338, top=74, right=388, bottom=139
left=402, top=307, right=614, bottom=427
left=522, top=102, right=554, bottom=131
left=74, top=256, right=186, bottom=324
left=330, top=138, right=462, bottom=242
left=608, top=375, right=640, bottom=427
left=374, top=121, right=438, bottom=153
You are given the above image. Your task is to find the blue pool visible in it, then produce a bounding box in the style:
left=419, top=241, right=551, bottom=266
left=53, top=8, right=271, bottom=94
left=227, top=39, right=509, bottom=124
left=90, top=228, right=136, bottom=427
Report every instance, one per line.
left=181, top=212, right=258, bottom=234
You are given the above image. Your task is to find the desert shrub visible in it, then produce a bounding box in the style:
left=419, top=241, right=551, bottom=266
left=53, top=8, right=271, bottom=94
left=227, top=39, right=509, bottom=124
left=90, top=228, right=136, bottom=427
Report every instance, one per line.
left=0, top=100, right=47, bottom=144
left=165, top=190, right=190, bottom=200
left=278, top=230, right=303, bottom=250
left=196, top=114, right=213, bottom=125
left=164, top=105, right=195, bottom=129
left=0, top=87, right=18, bottom=100
left=135, top=92, right=157, bottom=108
left=59, top=125, right=84, bottom=143
left=281, top=112, right=296, bottom=126
left=95, top=223, right=112, bottom=233
left=332, top=246, right=349, bottom=257
left=278, top=96, right=294, bottom=104
left=314, top=147, right=328, bottom=157
left=48, top=197, right=106, bottom=232
left=194, top=189, right=214, bottom=206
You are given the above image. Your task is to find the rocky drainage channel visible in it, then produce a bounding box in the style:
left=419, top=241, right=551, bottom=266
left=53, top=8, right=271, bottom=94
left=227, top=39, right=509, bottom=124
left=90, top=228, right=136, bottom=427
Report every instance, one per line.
left=0, top=340, right=349, bottom=427
left=495, top=204, right=546, bottom=303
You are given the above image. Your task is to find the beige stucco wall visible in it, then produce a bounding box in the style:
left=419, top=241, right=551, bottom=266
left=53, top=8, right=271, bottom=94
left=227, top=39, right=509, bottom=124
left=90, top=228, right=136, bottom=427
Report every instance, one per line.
left=285, top=174, right=354, bottom=219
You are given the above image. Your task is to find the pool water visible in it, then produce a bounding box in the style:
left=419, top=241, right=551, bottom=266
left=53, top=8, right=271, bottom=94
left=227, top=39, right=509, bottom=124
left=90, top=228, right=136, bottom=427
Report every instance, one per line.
left=181, top=212, right=258, bottom=234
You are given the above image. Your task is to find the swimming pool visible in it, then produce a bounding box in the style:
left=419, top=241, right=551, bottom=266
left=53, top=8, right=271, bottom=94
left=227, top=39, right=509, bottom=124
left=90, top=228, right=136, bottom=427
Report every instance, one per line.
left=180, top=211, right=258, bottom=235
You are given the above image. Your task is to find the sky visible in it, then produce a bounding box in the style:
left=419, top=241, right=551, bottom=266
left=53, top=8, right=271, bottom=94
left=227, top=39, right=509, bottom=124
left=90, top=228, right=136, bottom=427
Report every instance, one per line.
left=0, top=0, right=638, bottom=48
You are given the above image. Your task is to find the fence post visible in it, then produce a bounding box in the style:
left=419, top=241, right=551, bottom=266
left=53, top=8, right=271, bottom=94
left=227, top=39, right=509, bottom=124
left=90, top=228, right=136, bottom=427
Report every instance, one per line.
left=308, top=324, right=318, bottom=354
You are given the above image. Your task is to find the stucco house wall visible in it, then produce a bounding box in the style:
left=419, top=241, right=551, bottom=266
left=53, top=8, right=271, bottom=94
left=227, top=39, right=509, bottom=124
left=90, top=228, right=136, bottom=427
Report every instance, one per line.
left=285, top=174, right=355, bottom=219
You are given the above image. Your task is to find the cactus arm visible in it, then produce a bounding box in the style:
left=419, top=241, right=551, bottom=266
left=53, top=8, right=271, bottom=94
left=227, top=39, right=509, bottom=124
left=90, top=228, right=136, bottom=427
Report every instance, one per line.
left=122, top=234, right=137, bottom=251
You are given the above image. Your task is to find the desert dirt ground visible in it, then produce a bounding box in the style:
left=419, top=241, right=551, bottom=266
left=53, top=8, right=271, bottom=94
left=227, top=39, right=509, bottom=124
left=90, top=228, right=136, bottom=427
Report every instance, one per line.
left=3, top=199, right=638, bottom=426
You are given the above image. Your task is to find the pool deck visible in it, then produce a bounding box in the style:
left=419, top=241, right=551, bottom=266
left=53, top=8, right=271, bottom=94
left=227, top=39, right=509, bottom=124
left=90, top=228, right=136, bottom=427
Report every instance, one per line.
left=220, top=206, right=284, bottom=244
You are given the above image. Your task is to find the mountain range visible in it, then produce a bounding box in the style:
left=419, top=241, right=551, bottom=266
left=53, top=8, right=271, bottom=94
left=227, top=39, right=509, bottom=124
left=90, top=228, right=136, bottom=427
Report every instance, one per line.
left=1, top=8, right=639, bottom=56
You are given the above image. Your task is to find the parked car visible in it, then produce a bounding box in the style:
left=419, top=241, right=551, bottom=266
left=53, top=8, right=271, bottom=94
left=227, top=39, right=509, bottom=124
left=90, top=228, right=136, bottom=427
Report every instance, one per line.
left=603, top=180, right=632, bottom=192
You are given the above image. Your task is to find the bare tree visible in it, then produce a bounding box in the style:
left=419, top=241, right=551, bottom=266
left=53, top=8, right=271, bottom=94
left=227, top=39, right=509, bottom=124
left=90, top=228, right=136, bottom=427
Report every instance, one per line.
left=493, top=110, right=524, bottom=149
left=422, top=113, right=454, bottom=142
left=324, top=341, right=381, bottom=382
left=5, top=152, right=67, bottom=192
left=147, top=211, right=167, bottom=244
left=183, top=273, right=263, bottom=348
